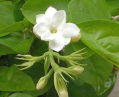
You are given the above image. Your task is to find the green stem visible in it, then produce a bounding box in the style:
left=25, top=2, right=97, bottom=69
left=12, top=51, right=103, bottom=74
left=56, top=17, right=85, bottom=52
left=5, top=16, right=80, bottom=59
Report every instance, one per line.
left=46, top=69, right=54, bottom=78
left=52, top=52, right=70, bottom=66
left=34, top=51, right=50, bottom=62
left=49, top=49, right=59, bottom=71
left=34, top=56, right=44, bottom=62
left=52, top=52, right=66, bottom=61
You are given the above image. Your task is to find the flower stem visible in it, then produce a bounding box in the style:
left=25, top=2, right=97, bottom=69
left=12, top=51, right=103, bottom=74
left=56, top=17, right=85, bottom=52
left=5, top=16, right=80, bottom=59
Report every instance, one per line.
left=52, top=52, right=70, bottom=66
left=52, top=52, right=65, bottom=61
left=49, top=49, right=59, bottom=71
left=46, top=69, right=54, bottom=78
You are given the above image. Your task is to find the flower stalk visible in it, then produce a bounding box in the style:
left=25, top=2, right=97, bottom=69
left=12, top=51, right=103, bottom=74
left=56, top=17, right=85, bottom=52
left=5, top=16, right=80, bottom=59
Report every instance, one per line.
left=49, top=49, right=60, bottom=71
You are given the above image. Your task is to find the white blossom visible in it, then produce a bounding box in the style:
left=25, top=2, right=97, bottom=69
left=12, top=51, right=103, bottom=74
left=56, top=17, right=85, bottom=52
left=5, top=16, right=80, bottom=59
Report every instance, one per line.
left=33, top=6, right=80, bottom=52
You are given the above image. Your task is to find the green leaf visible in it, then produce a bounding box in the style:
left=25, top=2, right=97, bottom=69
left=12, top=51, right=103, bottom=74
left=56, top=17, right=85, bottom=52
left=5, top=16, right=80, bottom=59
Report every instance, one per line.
left=64, top=41, right=94, bottom=58
left=68, top=79, right=114, bottom=97
left=0, top=19, right=32, bottom=37
left=79, top=54, right=113, bottom=88
left=0, top=32, right=34, bottom=55
left=68, top=0, right=111, bottom=24
left=22, top=0, right=69, bottom=24
left=0, top=1, right=15, bottom=30
left=12, top=0, right=25, bottom=21
left=94, top=73, right=116, bottom=95
left=79, top=20, right=119, bottom=67
left=0, top=65, right=35, bottom=91
left=106, top=0, right=119, bottom=16
left=9, top=93, right=33, bottom=97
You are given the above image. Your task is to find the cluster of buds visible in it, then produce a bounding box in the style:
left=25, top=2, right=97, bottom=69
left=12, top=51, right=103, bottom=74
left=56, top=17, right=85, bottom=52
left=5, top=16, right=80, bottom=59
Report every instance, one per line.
left=17, top=48, right=85, bottom=97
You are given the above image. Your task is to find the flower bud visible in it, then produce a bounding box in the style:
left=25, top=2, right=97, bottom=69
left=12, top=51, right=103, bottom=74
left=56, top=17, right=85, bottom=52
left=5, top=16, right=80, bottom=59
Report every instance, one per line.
left=36, top=76, right=48, bottom=90
left=36, top=69, right=53, bottom=90
left=54, top=72, right=69, bottom=97
left=72, top=66, right=84, bottom=75
left=71, top=33, right=81, bottom=42
left=59, top=89, right=68, bottom=97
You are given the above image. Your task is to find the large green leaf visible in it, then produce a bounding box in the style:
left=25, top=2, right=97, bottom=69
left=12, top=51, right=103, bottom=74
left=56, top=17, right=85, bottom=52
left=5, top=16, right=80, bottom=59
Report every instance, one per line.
left=79, top=54, right=113, bottom=89
left=68, top=0, right=111, bottom=24
left=0, top=66, right=35, bottom=91
left=68, top=79, right=114, bottom=97
left=22, top=0, right=69, bottom=24
left=12, top=0, right=25, bottom=21
left=79, top=20, right=119, bottom=67
left=106, top=0, right=119, bottom=16
left=0, top=19, right=32, bottom=37
left=94, top=73, right=116, bottom=95
left=0, top=32, right=34, bottom=55
left=0, top=1, right=15, bottom=30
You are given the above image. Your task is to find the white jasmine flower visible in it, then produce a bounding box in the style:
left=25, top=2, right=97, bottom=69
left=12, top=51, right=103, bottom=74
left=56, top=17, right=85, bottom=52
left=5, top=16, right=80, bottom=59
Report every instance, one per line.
left=33, top=6, right=80, bottom=52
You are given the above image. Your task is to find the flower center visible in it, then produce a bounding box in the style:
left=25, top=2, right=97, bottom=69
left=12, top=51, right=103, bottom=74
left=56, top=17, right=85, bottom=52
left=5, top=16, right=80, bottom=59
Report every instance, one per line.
left=50, top=28, right=57, bottom=33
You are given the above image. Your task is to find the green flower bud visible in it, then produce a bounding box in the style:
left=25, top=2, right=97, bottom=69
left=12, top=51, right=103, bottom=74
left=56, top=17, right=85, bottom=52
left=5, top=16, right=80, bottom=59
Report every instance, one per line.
left=54, top=72, right=69, bottom=97
left=72, top=65, right=84, bottom=75
left=36, top=69, right=53, bottom=90
left=71, top=33, right=81, bottom=42
left=59, top=89, right=68, bottom=97
left=36, top=76, right=48, bottom=90
left=60, top=65, right=84, bottom=78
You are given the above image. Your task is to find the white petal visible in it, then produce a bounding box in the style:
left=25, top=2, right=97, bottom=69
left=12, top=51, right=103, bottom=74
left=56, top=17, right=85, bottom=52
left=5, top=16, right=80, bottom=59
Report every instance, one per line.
left=36, top=14, right=48, bottom=24
left=64, top=37, right=71, bottom=45
left=49, top=34, right=70, bottom=52
left=45, top=6, right=57, bottom=18
left=41, top=32, right=52, bottom=41
left=62, top=23, right=80, bottom=38
left=52, top=10, right=66, bottom=28
left=33, top=23, right=49, bottom=38
left=49, top=40, right=65, bottom=52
